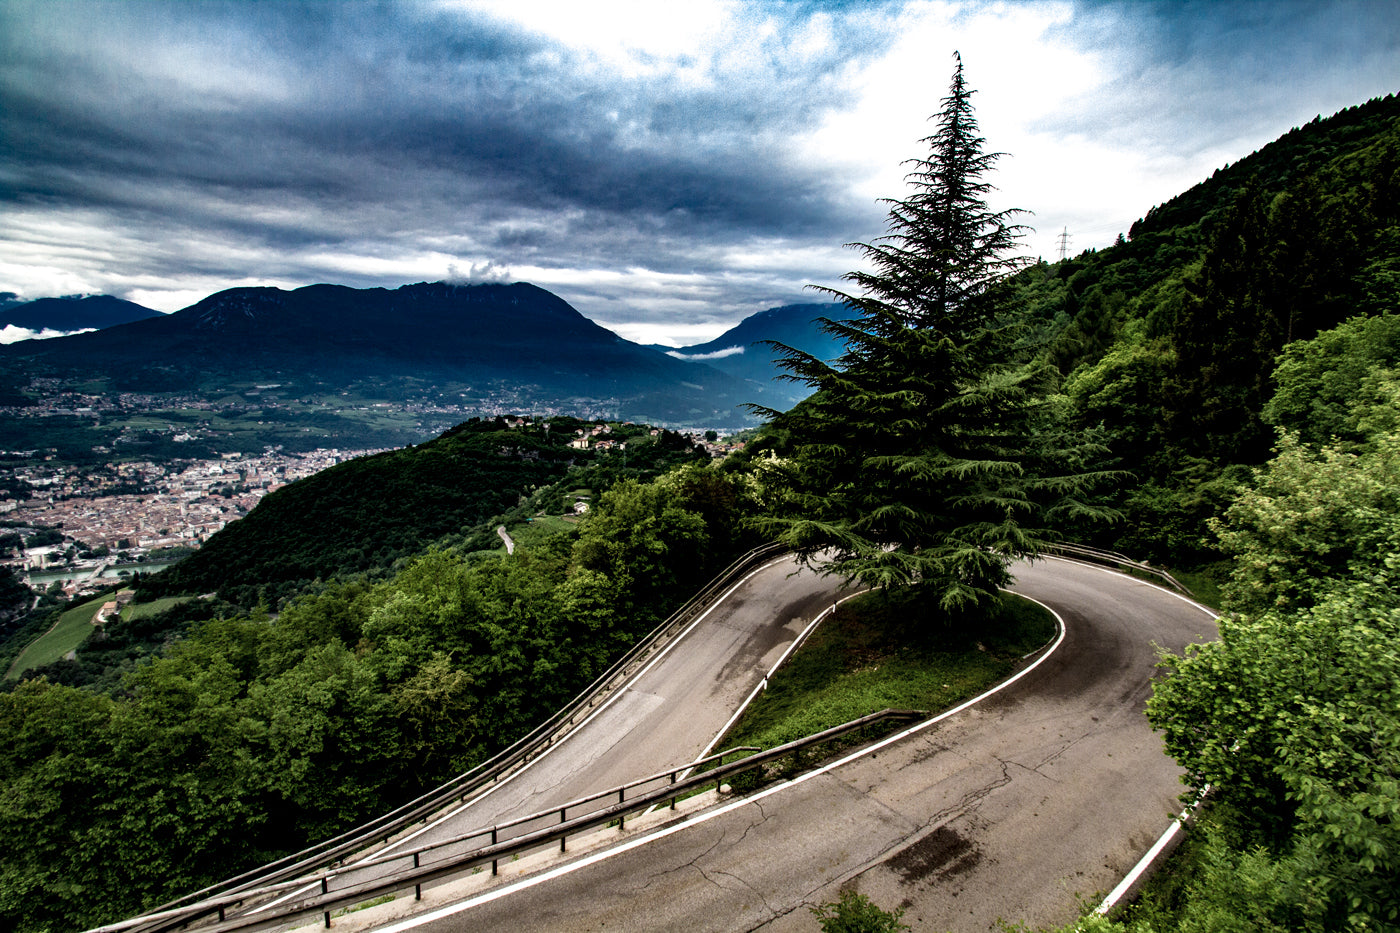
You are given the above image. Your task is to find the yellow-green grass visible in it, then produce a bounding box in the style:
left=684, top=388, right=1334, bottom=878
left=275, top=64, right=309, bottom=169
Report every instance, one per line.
left=4, top=595, right=110, bottom=680
left=4, top=595, right=197, bottom=680
left=715, top=588, right=1057, bottom=753
left=122, top=596, right=194, bottom=621
left=507, top=514, right=578, bottom=548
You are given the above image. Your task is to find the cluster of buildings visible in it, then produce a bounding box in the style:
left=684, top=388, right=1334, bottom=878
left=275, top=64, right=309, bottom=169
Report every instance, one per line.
left=1, top=448, right=387, bottom=587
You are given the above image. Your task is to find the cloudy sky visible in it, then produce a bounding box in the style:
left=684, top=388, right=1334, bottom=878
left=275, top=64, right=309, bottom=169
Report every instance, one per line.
left=1, top=1, right=1396, bottom=346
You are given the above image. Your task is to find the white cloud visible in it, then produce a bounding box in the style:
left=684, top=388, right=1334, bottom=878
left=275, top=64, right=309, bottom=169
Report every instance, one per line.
left=667, top=345, right=745, bottom=361
left=3, top=0, right=1396, bottom=345
left=0, top=325, right=95, bottom=345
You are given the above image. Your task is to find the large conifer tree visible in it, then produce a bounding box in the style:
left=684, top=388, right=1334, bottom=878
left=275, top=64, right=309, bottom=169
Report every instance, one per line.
left=753, top=53, right=1116, bottom=612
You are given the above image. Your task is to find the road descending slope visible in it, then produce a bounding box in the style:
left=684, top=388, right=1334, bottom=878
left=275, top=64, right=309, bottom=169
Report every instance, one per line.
left=365, top=557, right=1216, bottom=933
left=254, top=554, right=849, bottom=915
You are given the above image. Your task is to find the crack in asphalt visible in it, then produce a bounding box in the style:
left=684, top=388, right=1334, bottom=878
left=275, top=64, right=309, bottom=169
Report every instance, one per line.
left=635, top=800, right=783, bottom=923
left=912, top=756, right=1015, bottom=828
left=1020, top=728, right=1095, bottom=778
left=638, top=826, right=728, bottom=892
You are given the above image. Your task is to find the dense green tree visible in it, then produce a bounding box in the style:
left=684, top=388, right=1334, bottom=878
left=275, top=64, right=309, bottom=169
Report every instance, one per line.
left=1147, top=580, right=1400, bottom=930
left=1211, top=431, right=1400, bottom=615
left=1263, top=313, right=1400, bottom=446
left=0, top=461, right=738, bottom=933
left=1143, top=410, right=1400, bottom=932
left=753, top=54, right=1116, bottom=612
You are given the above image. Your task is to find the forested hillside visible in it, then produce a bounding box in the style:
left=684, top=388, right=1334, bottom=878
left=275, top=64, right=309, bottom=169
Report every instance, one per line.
left=0, top=459, right=759, bottom=932
left=139, top=417, right=593, bottom=607
left=1011, top=92, right=1400, bottom=566
left=1, top=79, right=1396, bottom=933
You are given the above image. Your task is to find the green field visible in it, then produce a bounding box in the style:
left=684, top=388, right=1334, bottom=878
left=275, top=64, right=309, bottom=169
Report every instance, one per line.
left=506, top=514, right=579, bottom=549
left=122, top=596, right=194, bottom=621
left=3, top=595, right=196, bottom=680
left=4, top=595, right=109, bottom=680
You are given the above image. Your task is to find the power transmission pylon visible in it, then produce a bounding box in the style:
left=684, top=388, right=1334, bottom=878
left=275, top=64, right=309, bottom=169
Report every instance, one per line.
left=1056, top=226, right=1072, bottom=262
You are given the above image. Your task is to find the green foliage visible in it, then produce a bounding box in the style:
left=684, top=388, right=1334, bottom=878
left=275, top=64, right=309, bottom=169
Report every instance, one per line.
left=1264, top=313, right=1400, bottom=446
left=811, top=890, right=910, bottom=933
left=1147, top=426, right=1400, bottom=928
left=0, top=464, right=747, bottom=932
left=755, top=56, right=1118, bottom=611
left=140, top=419, right=583, bottom=607
left=1148, top=585, right=1400, bottom=929
left=1211, top=432, right=1400, bottom=614
left=1005, top=94, right=1400, bottom=574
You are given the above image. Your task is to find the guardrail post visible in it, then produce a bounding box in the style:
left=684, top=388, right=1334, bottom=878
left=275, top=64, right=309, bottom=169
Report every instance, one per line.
left=491, top=828, right=499, bottom=876
left=560, top=808, right=568, bottom=852
left=670, top=771, right=677, bottom=809
left=414, top=853, right=421, bottom=900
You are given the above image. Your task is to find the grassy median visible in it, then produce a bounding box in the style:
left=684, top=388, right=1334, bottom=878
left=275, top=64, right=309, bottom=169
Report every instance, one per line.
left=715, top=586, right=1057, bottom=751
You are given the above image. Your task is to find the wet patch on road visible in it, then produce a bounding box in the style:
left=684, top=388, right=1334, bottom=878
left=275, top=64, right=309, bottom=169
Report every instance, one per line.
left=886, top=825, right=982, bottom=883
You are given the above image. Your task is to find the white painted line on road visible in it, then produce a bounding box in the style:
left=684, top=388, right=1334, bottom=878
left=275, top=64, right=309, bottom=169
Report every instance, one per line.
left=382, top=554, right=794, bottom=850
left=367, top=594, right=1070, bottom=932
left=692, top=589, right=865, bottom=769
left=253, top=554, right=797, bottom=915
left=1096, top=785, right=1210, bottom=915
left=1038, top=554, right=1218, bottom=619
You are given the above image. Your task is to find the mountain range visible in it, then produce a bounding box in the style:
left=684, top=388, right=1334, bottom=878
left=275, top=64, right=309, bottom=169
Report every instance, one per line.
left=652, top=302, right=844, bottom=406
left=0, top=282, right=840, bottom=429
left=0, top=295, right=160, bottom=335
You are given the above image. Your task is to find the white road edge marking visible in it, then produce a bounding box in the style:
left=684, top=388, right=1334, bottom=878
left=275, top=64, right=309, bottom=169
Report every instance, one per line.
left=691, top=588, right=866, bottom=769
left=1064, top=556, right=1217, bottom=914
left=253, top=556, right=795, bottom=914
left=367, top=593, right=1070, bottom=932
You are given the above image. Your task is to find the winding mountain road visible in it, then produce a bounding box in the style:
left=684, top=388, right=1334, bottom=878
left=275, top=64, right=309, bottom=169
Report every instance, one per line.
left=252, top=554, right=846, bottom=917
left=356, top=556, right=1216, bottom=933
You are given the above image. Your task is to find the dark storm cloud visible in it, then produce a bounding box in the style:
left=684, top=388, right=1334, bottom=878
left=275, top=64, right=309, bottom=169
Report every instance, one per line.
left=0, top=0, right=877, bottom=262
left=1046, top=0, right=1400, bottom=152
left=1, top=0, right=1395, bottom=340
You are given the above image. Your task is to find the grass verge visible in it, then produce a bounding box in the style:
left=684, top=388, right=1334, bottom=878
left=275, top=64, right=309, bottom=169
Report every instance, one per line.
left=4, top=595, right=109, bottom=679
left=715, top=587, right=1057, bottom=753
left=121, top=595, right=194, bottom=621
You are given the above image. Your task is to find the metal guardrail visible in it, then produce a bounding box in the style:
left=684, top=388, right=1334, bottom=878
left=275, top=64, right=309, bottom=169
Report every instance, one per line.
left=106, top=708, right=925, bottom=933
left=1042, top=542, right=1194, bottom=596
left=111, top=541, right=789, bottom=933
left=101, top=538, right=1175, bottom=932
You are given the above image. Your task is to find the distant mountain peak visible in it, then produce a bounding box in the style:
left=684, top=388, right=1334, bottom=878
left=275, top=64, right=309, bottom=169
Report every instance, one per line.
left=190, top=288, right=288, bottom=331
left=0, top=294, right=162, bottom=336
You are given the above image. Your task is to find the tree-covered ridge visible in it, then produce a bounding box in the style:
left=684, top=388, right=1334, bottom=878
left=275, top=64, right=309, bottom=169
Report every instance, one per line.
left=136, top=416, right=709, bottom=609
left=1129, top=92, right=1400, bottom=241
left=1013, top=93, right=1400, bottom=565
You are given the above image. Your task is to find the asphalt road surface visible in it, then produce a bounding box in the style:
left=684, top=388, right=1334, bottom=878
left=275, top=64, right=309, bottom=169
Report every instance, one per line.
left=364, top=557, right=1217, bottom=933
left=260, top=554, right=850, bottom=913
